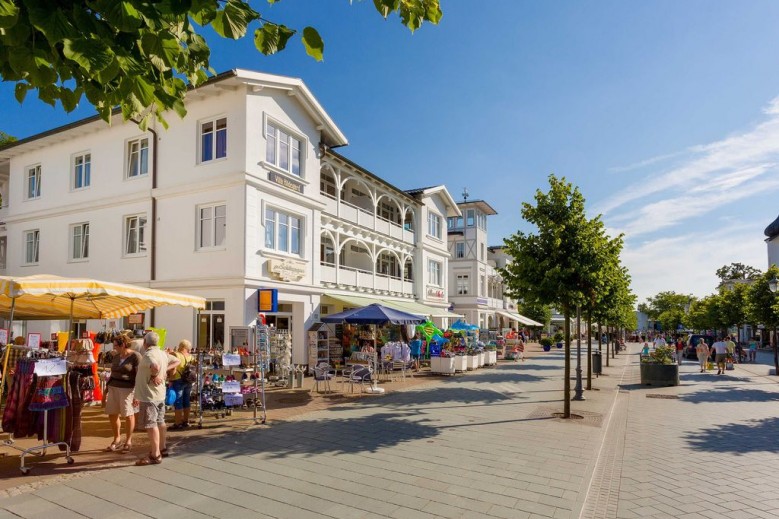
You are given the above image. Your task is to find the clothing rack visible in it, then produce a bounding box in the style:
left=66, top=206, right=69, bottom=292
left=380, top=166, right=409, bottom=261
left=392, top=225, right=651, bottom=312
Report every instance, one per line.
left=2, top=351, right=75, bottom=474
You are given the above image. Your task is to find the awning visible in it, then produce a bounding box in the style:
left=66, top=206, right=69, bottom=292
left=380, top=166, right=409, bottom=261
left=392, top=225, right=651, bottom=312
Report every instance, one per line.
left=322, top=294, right=461, bottom=319
left=495, top=309, right=543, bottom=327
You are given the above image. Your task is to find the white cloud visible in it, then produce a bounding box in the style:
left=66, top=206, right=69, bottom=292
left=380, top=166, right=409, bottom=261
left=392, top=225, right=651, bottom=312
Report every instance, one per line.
left=624, top=223, right=768, bottom=304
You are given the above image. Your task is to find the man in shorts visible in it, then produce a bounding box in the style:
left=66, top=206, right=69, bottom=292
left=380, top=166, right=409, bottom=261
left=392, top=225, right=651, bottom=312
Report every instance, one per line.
left=711, top=337, right=728, bottom=375
left=409, top=334, right=423, bottom=371
left=133, top=331, right=179, bottom=466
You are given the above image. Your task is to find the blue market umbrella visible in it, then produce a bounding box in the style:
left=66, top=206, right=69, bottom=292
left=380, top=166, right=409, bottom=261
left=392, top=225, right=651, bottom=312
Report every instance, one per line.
left=450, top=319, right=479, bottom=331
left=321, top=303, right=425, bottom=325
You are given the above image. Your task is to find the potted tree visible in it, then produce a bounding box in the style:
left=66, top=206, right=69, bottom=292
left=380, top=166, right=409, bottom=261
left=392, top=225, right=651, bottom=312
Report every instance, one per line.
left=553, top=332, right=564, bottom=349
left=640, top=345, right=679, bottom=386
left=540, top=337, right=553, bottom=352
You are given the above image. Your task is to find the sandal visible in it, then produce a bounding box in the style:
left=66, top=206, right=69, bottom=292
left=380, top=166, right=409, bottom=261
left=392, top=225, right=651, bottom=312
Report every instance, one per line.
left=104, top=441, right=121, bottom=452
left=121, top=442, right=133, bottom=453
left=135, top=454, right=162, bottom=466
left=160, top=448, right=169, bottom=458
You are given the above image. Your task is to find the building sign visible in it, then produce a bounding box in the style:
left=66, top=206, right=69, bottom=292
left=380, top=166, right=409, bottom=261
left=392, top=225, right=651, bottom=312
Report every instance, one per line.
left=268, top=171, right=304, bottom=193
left=475, top=297, right=489, bottom=305
left=268, top=258, right=306, bottom=282
left=427, top=287, right=444, bottom=299
left=258, top=289, right=279, bottom=312
left=128, top=313, right=144, bottom=325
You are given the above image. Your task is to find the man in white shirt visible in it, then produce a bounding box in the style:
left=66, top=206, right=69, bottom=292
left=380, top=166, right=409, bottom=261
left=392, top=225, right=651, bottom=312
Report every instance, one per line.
left=133, top=331, right=179, bottom=465
left=711, top=338, right=729, bottom=375
left=654, top=335, right=667, bottom=349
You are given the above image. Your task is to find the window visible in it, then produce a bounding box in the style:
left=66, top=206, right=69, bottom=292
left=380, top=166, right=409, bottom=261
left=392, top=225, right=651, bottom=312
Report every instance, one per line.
left=0, top=236, right=6, bottom=270
left=23, top=230, right=39, bottom=264
left=127, top=137, right=149, bottom=178
left=200, top=117, right=227, bottom=162
left=198, top=300, right=225, bottom=349
left=480, top=275, right=486, bottom=296
left=124, top=215, right=147, bottom=255
left=265, top=208, right=301, bottom=255
left=404, top=261, right=413, bottom=281
left=455, top=242, right=465, bottom=259
left=377, top=253, right=400, bottom=277
left=428, top=259, right=442, bottom=287
left=448, top=216, right=463, bottom=229
left=480, top=243, right=485, bottom=261
left=265, top=121, right=302, bottom=176
left=427, top=212, right=442, bottom=239
left=70, top=223, right=89, bottom=261
left=26, top=165, right=41, bottom=199
left=320, top=238, right=335, bottom=265
left=466, top=210, right=475, bottom=227
left=198, top=204, right=226, bottom=249
left=73, top=153, right=91, bottom=189
left=457, top=274, right=469, bottom=295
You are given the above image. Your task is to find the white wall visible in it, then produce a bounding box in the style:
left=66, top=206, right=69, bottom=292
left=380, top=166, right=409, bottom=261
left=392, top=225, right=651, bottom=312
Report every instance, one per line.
left=769, top=236, right=779, bottom=269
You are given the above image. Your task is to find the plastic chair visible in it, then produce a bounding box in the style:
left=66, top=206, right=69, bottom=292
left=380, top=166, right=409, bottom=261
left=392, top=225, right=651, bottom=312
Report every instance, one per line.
left=313, top=363, right=334, bottom=393
left=348, top=364, right=373, bottom=393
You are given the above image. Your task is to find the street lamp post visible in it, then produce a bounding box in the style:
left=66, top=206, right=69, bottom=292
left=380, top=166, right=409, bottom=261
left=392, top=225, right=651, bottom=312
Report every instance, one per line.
left=573, top=305, right=585, bottom=401
left=769, top=276, right=778, bottom=375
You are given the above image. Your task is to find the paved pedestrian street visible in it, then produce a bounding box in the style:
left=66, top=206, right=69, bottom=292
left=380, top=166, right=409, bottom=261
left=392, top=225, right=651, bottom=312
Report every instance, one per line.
left=2, top=344, right=779, bottom=519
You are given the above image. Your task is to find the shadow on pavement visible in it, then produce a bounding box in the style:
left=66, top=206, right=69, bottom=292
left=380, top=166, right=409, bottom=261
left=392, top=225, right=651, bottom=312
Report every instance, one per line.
left=195, top=411, right=440, bottom=459
left=679, top=386, right=779, bottom=404
left=465, top=371, right=548, bottom=384
left=685, top=417, right=779, bottom=454
left=497, top=362, right=562, bottom=371
left=327, top=386, right=509, bottom=411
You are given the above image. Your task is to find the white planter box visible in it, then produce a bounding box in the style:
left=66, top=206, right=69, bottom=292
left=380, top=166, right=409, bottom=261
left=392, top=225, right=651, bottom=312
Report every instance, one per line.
left=477, top=352, right=485, bottom=367
left=453, top=355, right=467, bottom=372
left=466, top=355, right=478, bottom=370
left=431, top=356, right=456, bottom=375
left=485, top=350, right=497, bottom=365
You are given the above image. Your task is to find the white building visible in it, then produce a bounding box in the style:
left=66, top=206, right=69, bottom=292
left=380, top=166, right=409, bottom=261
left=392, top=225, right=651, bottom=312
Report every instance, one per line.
left=0, top=69, right=459, bottom=364
left=766, top=213, right=779, bottom=268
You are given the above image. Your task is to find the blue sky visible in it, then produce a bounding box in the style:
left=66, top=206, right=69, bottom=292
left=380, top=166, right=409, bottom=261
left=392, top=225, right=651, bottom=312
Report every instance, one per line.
left=3, top=0, right=779, bottom=304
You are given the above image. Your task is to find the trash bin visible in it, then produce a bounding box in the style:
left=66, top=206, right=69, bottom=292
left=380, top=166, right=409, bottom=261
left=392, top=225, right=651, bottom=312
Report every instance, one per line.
left=592, top=351, right=602, bottom=376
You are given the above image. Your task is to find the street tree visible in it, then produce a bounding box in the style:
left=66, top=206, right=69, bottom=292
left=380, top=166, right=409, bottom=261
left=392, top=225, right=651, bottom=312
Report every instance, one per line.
left=639, top=291, right=693, bottom=332
left=717, top=282, right=750, bottom=337
left=0, top=130, right=15, bottom=146
left=716, top=262, right=761, bottom=282
left=501, top=175, right=604, bottom=418
left=516, top=300, right=552, bottom=329
left=687, top=294, right=720, bottom=332
left=0, top=0, right=442, bottom=128
left=746, top=265, right=779, bottom=374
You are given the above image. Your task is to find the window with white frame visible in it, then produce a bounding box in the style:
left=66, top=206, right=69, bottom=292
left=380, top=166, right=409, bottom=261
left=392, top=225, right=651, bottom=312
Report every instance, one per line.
left=25, top=165, right=41, bottom=199
left=456, top=274, right=469, bottom=295
left=200, top=117, right=227, bottom=162
left=70, top=223, right=89, bottom=261
left=198, top=203, right=226, bottom=249
left=0, top=236, right=6, bottom=269
left=72, top=153, right=91, bottom=189
left=124, top=215, right=147, bottom=255
left=455, top=241, right=465, bottom=259
left=265, top=121, right=302, bottom=176
left=428, top=259, right=442, bottom=287
left=480, top=275, right=486, bottom=296
left=127, top=137, right=149, bottom=178
left=23, top=229, right=39, bottom=264
left=480, top=243, right=485, bottom=261
left=466, top=210, right=475, bottom=227
left=427, top=212, right=442, bottom=239
left=265, top=208, right=301, bottom=255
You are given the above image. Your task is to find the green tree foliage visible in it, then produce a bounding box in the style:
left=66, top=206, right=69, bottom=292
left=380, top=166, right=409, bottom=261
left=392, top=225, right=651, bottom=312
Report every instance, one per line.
left=0, top=130, right=15, bottom=146
left=639, top=291, right=694, bottom=331
left=746, top=265, right=779, bottom=329
left=717, top=282, right=750, bottom=331
left=516, top=300, right=552, bottom=328
left=500, top=175, right=608, bottom=417
left=0, top=0, right=442, bottom=129
left=687, top=294, right=720, bottom=332
left=716, top=262, right=761, bottom=281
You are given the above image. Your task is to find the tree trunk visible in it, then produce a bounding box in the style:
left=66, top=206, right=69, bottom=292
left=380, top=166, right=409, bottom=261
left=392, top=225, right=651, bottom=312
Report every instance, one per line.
left=564, top=307, right=571, bottom=418
left=774, top=326, right=778, bottom=376
left=611, top=325, right=616, bottom=358
left=586, top=313, right=592, bottom=390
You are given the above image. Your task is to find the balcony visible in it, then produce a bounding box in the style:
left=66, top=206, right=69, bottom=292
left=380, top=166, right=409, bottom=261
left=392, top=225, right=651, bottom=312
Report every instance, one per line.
left=322, top=192, right=415, bottom=245
left=320, top=262, right=413, bottom=296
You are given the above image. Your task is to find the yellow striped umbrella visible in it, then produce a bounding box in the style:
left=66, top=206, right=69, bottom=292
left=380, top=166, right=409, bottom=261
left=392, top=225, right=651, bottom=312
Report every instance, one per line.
left=0, top=274, right=205, bottom=320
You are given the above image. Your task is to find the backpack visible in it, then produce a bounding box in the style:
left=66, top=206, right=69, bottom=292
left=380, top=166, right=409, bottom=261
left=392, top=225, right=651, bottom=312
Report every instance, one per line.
left=180, top=355, right=197, bottom=384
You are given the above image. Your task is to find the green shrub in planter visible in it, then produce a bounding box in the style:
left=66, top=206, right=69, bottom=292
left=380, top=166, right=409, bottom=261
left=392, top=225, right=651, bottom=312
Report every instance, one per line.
left=539, top=338, right=553, bottom=351
left=553, top=332, right=564, bottom=343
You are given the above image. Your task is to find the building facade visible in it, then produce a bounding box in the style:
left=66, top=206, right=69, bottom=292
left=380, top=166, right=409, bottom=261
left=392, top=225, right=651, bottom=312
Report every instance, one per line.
left=0, top=69, right=460, bottom=364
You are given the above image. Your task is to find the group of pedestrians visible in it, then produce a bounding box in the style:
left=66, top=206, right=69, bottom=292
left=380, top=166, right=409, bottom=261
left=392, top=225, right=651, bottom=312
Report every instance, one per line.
left=103, top=331, right=195, bottom=466
left=694, top=336, right=738, bottom=375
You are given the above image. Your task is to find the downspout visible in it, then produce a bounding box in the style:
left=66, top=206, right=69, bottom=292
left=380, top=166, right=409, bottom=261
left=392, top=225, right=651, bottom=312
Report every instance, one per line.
left=148, top=125, right=159, bottom=328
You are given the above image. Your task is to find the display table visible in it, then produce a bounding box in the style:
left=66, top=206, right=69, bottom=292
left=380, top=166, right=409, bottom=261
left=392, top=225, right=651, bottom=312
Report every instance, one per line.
left=453, top=355, right=467, bottom=372
left=466, top=355, right=478, bottom=370
left=431, top=356, right=456, bottom=375
left=484, top=350, right=497, bottom=366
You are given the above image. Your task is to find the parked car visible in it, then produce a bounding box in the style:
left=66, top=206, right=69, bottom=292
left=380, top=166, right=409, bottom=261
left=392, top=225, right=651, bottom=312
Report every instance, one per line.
left=684, top=334, right=715, bottom=359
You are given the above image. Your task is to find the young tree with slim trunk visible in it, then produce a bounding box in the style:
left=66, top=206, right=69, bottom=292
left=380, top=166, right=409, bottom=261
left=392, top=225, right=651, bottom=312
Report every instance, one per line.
left=746, top=266, right=779, bottom=375
left=0, top=0, right=441, bottom=128
left=500, top=175, right=604, bottom=418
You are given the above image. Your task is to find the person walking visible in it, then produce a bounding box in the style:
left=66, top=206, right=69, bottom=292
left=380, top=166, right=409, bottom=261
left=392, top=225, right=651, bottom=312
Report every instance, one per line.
left=695, top=338, right=710, bottom=373
left=169, top=340, right=194, bottom=430
left=675, top=338, right=684, bottom=365
left=133, top=331, right=179, bottom=466
left=748, top=339, right=758, bottom=362
left=104, top=334, right=140, bottom=453
left=711, top=337, right=728, bottom=375
left=409, top=334, right=422, bottom=371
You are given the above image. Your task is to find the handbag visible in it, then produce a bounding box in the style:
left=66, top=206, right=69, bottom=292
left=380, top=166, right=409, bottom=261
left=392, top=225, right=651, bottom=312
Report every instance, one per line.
left=165, top=386, right=177, bottom=406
